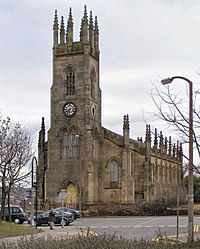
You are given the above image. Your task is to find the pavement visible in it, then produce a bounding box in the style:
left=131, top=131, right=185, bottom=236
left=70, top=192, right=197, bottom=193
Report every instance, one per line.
left=0, top=225, right=87, bottom=244
left=170, top=231, right=200, bottom=243
left=153, top=230, right=200, bottom=243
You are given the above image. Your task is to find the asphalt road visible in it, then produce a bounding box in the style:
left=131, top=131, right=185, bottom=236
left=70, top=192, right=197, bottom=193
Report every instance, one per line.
left=2, top=216, right=199, bottom=243
left=68, top=216, right=200, bottom=240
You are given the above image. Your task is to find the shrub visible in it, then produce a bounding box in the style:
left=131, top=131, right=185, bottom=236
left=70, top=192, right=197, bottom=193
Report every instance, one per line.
left=82, top=203, right=168, bottom=216
left=1, top=234, right=200, bottom=249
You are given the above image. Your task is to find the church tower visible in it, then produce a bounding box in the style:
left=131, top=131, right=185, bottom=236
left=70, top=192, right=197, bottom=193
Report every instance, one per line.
left=43, top=6, right=101, bottom=208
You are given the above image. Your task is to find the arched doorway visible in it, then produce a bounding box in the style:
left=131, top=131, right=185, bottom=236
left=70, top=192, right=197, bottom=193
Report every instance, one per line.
left=66, top=183, right=77, bottom=208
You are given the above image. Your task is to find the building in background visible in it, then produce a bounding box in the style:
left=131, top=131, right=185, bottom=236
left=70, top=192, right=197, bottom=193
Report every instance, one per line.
left=37, top=6, right=185, bottom=211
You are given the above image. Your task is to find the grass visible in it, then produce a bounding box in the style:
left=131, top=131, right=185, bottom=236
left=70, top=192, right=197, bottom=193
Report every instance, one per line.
left=0, top=221, right=41, bottom=238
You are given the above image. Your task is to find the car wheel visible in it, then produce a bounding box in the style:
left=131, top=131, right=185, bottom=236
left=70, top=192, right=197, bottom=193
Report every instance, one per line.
left=60, top=219, right=67, bottom=226
left=14, top=218, right=20, bottom=224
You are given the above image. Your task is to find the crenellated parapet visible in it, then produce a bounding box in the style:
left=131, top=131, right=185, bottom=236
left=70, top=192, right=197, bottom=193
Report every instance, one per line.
left=53, top=5, right=99, bottom=59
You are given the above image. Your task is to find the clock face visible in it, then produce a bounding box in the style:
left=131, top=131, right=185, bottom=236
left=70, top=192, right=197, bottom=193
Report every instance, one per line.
left=63, top=102, right=77, bottom=117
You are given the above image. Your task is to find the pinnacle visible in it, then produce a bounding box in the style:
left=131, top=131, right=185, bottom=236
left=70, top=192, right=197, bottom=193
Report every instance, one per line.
left=41, top=117, right=45, bottom=130
left=94, top=16, right=99, bottom=33
left=53, top=9, right=58, bottom=29
left=67, top=7, right=73, bottom=29
left=83, top=5, right=88, bottom=22
left=89, top=10, right=93, bottom=27
left=60, top=16, right=65, bottom=29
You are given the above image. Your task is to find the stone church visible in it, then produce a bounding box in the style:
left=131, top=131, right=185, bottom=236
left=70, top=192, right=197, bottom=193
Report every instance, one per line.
left=37, top=6, right=185, bottom=211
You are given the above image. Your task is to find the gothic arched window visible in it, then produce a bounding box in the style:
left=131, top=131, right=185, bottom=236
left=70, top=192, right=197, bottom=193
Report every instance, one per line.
left=109, top=160, right=119, bottom=187
left=61, top=128, right=79, bottom=159
left=66, top=66, right=75, bottom=95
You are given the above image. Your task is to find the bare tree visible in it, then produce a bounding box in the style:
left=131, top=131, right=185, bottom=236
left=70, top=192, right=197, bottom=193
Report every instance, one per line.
left=151, top=82, right=200, bottom=173
left=0, top=115, right=33, bottom=222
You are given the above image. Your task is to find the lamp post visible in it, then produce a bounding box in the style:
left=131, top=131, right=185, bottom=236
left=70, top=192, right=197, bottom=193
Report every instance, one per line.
left=31, top=156, right=38, bottom=229
left=161, top=76, right=193, bottom=241
left=59, top=189, right=66, bottom=228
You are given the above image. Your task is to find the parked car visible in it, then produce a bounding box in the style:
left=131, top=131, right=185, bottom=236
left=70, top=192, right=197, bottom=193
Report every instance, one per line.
left=3, top=205, right=28, bottom=224
left=55, top=207, right=81, bottom=219
left=35, top=210, right=71, bottom=226
left=54, top=207, right=75, bottom=222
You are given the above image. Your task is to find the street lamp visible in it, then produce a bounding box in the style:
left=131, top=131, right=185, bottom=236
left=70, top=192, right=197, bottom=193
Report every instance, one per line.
left=161, top=76, right=193, bottom=241
left=59, top=189, right=66, bottom=228
left=31, top=156, right=38, bottom=229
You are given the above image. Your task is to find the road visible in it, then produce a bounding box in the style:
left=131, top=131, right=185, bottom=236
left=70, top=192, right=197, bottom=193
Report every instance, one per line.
left=68, top=216, right=200, bottom=240
left=2, top=216, right=199, bottom=244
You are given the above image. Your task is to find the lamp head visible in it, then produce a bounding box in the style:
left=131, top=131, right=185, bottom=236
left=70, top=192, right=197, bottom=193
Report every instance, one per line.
left=161, top=78, right=173, bottom=85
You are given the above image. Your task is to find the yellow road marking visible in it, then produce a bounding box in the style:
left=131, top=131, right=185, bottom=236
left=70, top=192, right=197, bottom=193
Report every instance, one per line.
left=193, top=225, right=199, bottom=232
left=79, top=227, right=98, bottom=236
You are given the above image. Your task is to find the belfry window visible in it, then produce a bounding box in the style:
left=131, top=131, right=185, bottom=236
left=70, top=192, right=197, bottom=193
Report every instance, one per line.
left=66, top=67, right=75, bottom=95
left=109, top=160, right=119, bottom=187
left=62, top=128, right=79, bottom=159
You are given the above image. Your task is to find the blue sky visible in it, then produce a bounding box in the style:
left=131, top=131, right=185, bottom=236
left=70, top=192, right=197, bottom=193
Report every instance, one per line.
left=0, top=0, right=200, bottom=159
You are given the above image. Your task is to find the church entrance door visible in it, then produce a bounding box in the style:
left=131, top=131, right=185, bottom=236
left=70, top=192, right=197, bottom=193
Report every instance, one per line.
left=66, top=183, right=77, bottom=208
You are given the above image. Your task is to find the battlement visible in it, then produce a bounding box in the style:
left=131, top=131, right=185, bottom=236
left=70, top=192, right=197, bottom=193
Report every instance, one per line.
left=53, top=6, right=99, bottom=59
